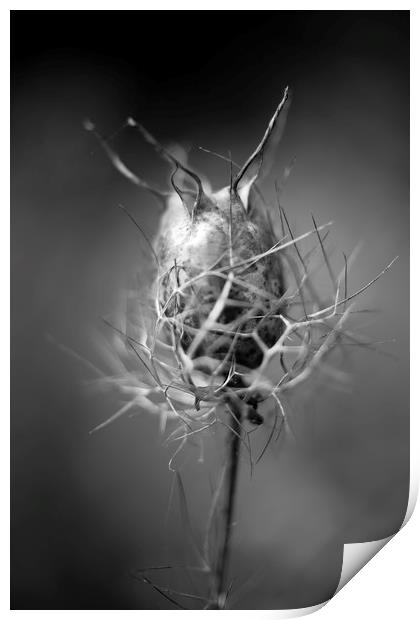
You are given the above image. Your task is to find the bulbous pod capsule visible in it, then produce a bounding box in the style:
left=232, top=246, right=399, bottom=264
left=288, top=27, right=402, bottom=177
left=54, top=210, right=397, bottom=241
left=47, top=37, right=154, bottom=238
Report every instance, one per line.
left=155, top=88, right=291, bottom=374
left=156, top=187, right=285, bottom=371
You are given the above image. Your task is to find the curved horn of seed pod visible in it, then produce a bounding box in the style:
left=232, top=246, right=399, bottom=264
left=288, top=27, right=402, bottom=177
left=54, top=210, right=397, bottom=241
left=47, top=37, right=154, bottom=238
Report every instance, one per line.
left=84, top=119, right=169, bottom=210
left=233, top=86, right=291, bottom=208
left=126, top=117, right=205, bottom=218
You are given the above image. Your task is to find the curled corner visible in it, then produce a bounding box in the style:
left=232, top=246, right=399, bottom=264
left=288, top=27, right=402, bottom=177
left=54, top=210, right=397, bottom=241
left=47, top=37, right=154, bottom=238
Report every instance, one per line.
left=272, top=531, right=397, bottom=619
left=333, top=470, right=418, bottom=598
left=334, top=535, right=393, bottom=594
left=269, top=470, right=417, bottom=619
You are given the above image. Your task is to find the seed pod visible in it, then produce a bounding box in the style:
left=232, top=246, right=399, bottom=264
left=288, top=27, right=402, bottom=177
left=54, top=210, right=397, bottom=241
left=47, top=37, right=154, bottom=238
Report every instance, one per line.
left=155, top=89, right=291, bottom=373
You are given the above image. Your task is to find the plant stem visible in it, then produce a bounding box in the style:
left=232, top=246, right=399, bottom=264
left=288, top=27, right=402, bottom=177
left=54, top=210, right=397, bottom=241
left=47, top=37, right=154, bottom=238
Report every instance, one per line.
left=211, top=401, right=242, bottom=609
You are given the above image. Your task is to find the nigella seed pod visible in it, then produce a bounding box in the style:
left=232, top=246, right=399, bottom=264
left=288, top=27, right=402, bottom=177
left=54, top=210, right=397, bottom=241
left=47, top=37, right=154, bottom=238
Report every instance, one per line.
left=156, top=186, right=284, bottom=370
left=155, top=88, right=291, bottom=374
left=82, top=72, right=400, bottom=611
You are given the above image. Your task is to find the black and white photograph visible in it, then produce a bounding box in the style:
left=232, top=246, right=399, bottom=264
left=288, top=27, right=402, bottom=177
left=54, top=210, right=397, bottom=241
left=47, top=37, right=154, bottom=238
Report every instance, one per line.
left=10, top=9, right=410, bottom=612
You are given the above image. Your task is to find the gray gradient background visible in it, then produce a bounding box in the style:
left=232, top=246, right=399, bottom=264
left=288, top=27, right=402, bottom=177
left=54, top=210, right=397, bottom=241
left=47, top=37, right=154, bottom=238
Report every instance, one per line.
left=11, top=11, right=409, bottom=610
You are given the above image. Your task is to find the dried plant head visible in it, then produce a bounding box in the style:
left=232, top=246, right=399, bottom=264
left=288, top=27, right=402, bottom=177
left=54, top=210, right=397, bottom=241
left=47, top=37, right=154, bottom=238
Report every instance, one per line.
left=79, top=86, right=400, bottom=610
left=84, top=87, right=397, bottom=460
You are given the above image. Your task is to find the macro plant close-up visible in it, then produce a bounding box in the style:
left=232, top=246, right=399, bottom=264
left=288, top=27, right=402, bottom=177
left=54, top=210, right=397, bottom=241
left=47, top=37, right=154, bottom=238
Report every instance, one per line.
left=11, top=10, right=409, bottom=611
left=82, top=83, right=398, bottom=610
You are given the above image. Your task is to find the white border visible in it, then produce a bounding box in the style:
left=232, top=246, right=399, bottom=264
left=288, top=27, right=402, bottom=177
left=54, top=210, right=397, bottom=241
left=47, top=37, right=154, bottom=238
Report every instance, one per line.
left=4, top=5, right=416, bottom=619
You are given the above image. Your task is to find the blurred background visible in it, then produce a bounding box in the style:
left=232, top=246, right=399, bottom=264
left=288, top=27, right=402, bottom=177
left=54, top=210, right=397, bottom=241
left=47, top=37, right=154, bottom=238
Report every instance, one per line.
left=11, top=11, right=409, bottom=610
